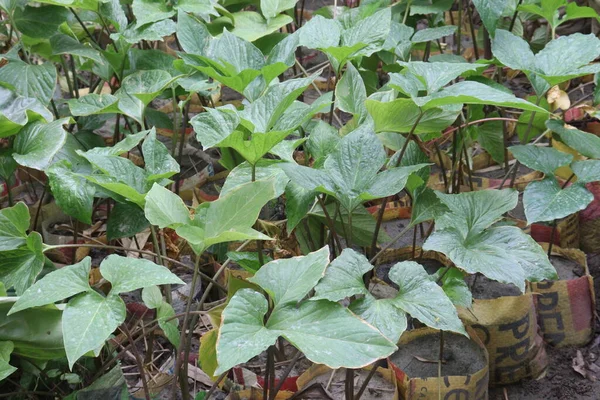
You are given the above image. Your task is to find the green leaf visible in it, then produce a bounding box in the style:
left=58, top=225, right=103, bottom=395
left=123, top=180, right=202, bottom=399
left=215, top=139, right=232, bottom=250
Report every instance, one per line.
left=176, top=180, right=276, bottom=253
left=0, top=298, right=65, bottom=361
left=415, top=81, right=549, bottom=112
left=509, top=145, right=573, bottom=176
left=144, top=183, right=191, bottom=229
left=493, top=30, right=600, bottom=86
left=142, top=286, right=179, bottom=346
left=100, top=254, right=184, bottom=294
left=367, top=98, right=461, bottom=134
left=434, top=189, right=518, bottom=238
left=350, top=296, right=407, bottom=343
left=474, top=115, right=505, bottom=163
left=50, top=34, right=105, bottom=64
left=386, top=261, right=466, bottom=334
left=0, top=60, right=57, bottom=105
left=132, top=0, right=175, bottom=27
left=0, top=341, right=17, bottom=382
left=249, top=247, right=329, bottom=310
left=226, top=251, right=273, bottom=273
left=223, top=12, right=293, bottom=42
left=191, top=105, right=240, bottom=149
left=534, top=33, right=600, bottom=84
left=48, top=161, right=95, bottom=224
left=335, top=62, right=367, bottom=120
left=115, top=19, right=176, bottom=44
left=267, top=300, right=396, bottom=369
left=398, top=61, right=484, bottom=94
left=436, top=268, right=472, bottom=308
left=0, top=149, right=17, bottom=181
left=215, top=289, right=279, bottom=374
left=523, top=177, right=593, bottom=224
left=177, top=10, right=211, bottom=54
left=285, top=181, right=316, bottom=232
left=87, top=130, right=149, bottom=156
left=9, top=258, right=91, bottom=315
left=107, top=201, right=150, bottom=240
left=63, top=292, right=126, bottom=368
left=241, top=76, right=316, bottom=133
left=561, top=3, right=600, bottom=27
left=81, top=150, right=148, bottom=187
left=518, top=0, right=563, bottom=26
left=572, top=160, right=600, bottom=184
left=424, top=225, right=556, bottom=291
left=313, top=248, right=371, bottom=302
left=298, top=15, right=341, bottom=50
left=0, top=232, right=45, bottom=295
left=492, top=29, right=536, bottom=73
left=270, top=138, right=306, bottom=163
left=305, top=121, right=340, bottom=165
left=340, top=8, right=391, bottom=58
left=68, top=94, right=120, bottom=116
left=410, top=25, right=457, bottom=43
left=472, top=0, right=508, bottom=36
left=215, top=287, right=397, bottom=374
left=546, top=119, right=600, bottom=159
left=0, top=202, right=30, bottom=251
left=118, top=70, right=174, bottom=106
left=281, top=126, right=429, bottom=211
left=261, top=0, right=297, bottom=19
left=142, top=129, right=179, bottom=180
left=13, top=118, right=69, bottom=171
left=13, top=5, right=69, bottom=38
left=0, top=86, right=53, bottom=138
left=410, top=187, right=449, bottom=227
left=177, top=0, right=219, bottom=22
left=221, top=160, right=288, bottom=197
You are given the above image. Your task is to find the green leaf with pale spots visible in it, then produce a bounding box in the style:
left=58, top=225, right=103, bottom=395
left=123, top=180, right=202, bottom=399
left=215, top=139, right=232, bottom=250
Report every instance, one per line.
left=215, top=287, right=396, bottom=374
left=9, top=258, right=92, bottom=315
left=249, top=246, right=329, bottom=310
left=523, top=177, right=593, bottom=224
left=63, top=292, right=125, bottom=369
left=100, top=254, right=184, bottom=294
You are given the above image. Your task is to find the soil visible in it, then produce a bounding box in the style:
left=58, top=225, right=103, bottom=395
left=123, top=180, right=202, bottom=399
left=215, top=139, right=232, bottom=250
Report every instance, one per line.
left=550, top=255, right=585, bottom=280
left=486, top=252, right=600, bottom=400
left=301, top=368, right=396, bottom=400
left=389, top=331, right=487, bottom=378
left=468, top=275, right=522, bottom=300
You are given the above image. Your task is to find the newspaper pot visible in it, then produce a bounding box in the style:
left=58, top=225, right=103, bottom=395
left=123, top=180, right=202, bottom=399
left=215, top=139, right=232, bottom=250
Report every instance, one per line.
left=389, top=327, right=488, bottom=400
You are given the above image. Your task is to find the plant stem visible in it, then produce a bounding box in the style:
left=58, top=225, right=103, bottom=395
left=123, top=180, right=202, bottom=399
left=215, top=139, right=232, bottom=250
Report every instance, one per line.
left=456, top=0, right=462, bottom=56
left=69, top=8, right=99, bottom=47
left=466, top=2, right=479, bottom=59
left=205, top=372, right=228, bottom=399
left=509, top=0, right=523, bottom=32
left=438, top=330, right=444, bottom=400
left=270, top=350, right=302, bottom=400
left=317, top=195, right=343, bottom=254
left=171, top=254, right=202, bottom=400
left=354, top=361, right=380, bottom=400
left=175, top=101, right=191, bottom=194
left=369, top=111, right=424, bottom=258
left=264, top=346, right=275, bottom=400
left=547, top=173, right=576, bottom=255
left=369, top=224, right=413, bottom=264
left=345, top=368, right=354, bottom=400
left=121, top=324, right=150, bottom=400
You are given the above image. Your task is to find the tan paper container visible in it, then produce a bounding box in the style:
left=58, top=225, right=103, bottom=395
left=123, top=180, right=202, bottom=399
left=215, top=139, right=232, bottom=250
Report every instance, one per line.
left=389, top=327, right=489, bottom=400
left=530, top=244, right=595, bottom=347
